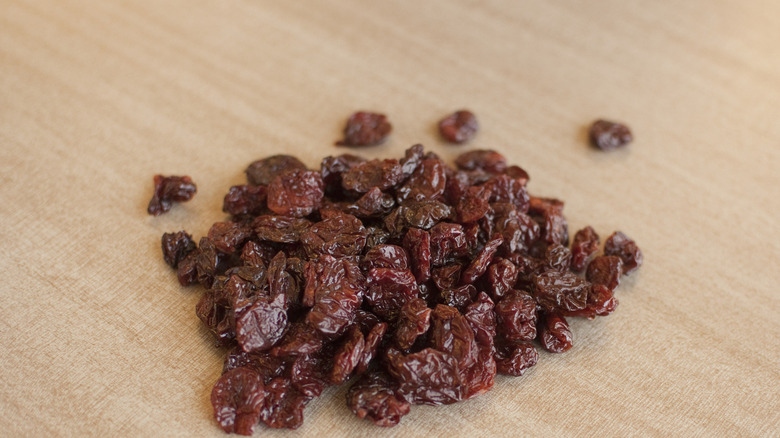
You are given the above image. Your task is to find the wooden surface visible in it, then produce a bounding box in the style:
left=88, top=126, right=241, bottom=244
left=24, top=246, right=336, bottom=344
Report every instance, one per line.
left=1, top=0, right=779, bottom=436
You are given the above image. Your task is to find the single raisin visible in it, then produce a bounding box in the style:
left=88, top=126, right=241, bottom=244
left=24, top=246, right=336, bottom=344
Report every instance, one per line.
left=211, top=367, right=265, bottom=435
left=161, top=231, right=196, bottom=268
left=439, top=110, right=479, bottom=144
left=267, top=170, right=324, bottom=217
left=570, top=226, right=600, bottom=272
left=586, top=255, right=623, bottom=291
left=604, top=231, right=643, bottom=275
left=147, top=174, right=197, bottom=216
left=246, top=155, right=306, bottom=186
left=538, top=312, right=573, bottom=353
left=589, top=119, right=633, bottom=150
left=337, top=112, right=392, bottom=146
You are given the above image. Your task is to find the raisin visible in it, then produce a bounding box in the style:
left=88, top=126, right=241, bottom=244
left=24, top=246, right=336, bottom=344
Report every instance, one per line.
left=208, top=221, right=253, bottom=254
left=342, top=159, right=403, bottom=192
left=440, top=284, right=476, bottom=311
left=604, top=231, right=643, bottom=275
left=394, top=298, right=432, bottom=350
left=361, top=244, right=409, bottom=272
left=432, top=264, right=462, bottom=291
left=346, top=371, right=411, bottom=427
left=270, top=322, right=324, bottom=357
left=586, top=255, right=623, bottom=291
left=538, top=312, right=573, bottom=353
left=495, top=290, right=538, bottom=342
left=176, top=252, right=199, bottom=286
left=385, top=348, right=463, bottom=405
left=533, top=270, right=590, bottom=313
left=544, top=243, right=572, bottom=272
left=365, top=268, right=419, bottom=321
left=321, top=154, right=366, bottom=194
left=430, top=305, right=478, bottom=371
left=589, top=119, right=633, bottom=150
left=235, top=294, right=288, bottom=353
left=303, top=255, right=365, bottom=337
left=495, top=342, right=538, bottom=376
left=223, top=347, right=287, bottom=383
left=252, top=215, right=311, bottom=243
left=330, top=325, right=366, bottom=384
left=161, top=231, right=196, bottom=268
left=259, top=377, right=310, bottom=429
left=147, top=174, right=197, bottom=216
left=529, top=196, right=569, bottom=245
left=396, top=158, right=447, bottom=203
left=385, top=200, right=453, bottom=234
left=439, top=110, right=478, bottom=144
left=301, top=212, right=367, bottom=258
left=460, top=234, right=503, bottom=285
left=570, top=226, right=600, bottom=272
left=290, top=352, right=331, bottom=397
left=429, top=223, right=468, bottom=266
left=223, top=184, right=268, bottom=216
left=454, top=150, right=507, bottom=173
left=356, top=322, right=388, bottom=374
left=563, top=284, right=618, bottom=318
left=267, top=170, right=324, bottom=217
left=403, top=228, right=431, bottom=283
left=487, top=258, right=518, bottom=300
left=246, top=155, right=306, bottom=186
left=211, top=367, right=265, bottom=435
left=337, top=112, right=392, bottom=146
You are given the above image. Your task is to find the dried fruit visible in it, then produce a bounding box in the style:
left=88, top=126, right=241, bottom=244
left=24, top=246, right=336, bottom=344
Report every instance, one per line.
left=337, top=112, right=392, bottom=146
left=147, top=174, right=196, bottom=216
left=161, top=142, right=641, bottom=433
left=439, top=110, right=479, bottom=144
left=589, top=119, right=633, bottom=150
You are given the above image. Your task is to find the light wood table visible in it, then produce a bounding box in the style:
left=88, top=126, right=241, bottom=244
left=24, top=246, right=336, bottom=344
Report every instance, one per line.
left=1, top=1, right=778, bottom=436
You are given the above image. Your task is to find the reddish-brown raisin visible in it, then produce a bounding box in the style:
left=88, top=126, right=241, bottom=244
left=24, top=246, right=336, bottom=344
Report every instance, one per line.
left=439, top=110, right=478, bottom=144
left=147, top=174, right=197, bottom=216
left=337, top=112, right=392, bottom=146
left=589, top=119, right=633, bottom=150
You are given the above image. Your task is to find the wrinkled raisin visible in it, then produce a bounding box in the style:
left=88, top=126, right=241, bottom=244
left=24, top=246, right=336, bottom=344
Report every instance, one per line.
left=147, top=174, right=197, bottom=216
left=267, top=170, right=324, bottom=217
left=570, top=226, right=600, bottom=271
left=211, top=367, right=265, bottom=435
left=161, top=231, right=196, bottom=268
left=586, top=255, right=623, bottom=291
left=589, top=119, right=633, bottom=150
left=223, top=184, right=268, bottom=216
left=347, top=371, right=411, bottom=427
left=538, top=312, right=573, bottom=353
left=439, top=110, right=478, bottom=144
left=246, top=155, right=306, bottom=186
left=604, top=231, right=643, bottom=275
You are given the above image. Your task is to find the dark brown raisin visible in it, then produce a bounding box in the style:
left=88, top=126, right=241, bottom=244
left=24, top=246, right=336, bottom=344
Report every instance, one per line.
left=604, top=231, right=643, bottom=275
left=223, top=347, right=287, bottom=384
left=346, top=371, right=411, bottom=427
left=337, top=112, right=392, bottom=146
left=211, top=367, right=265, bottom=435
left=270, top=322, right=324, bottom=357
left=495, top=290, right=538, bottom=342
left=454, top=150, right=507, bottom=173
left=246, top=155, right=306, bottom=186
left=394, top=298, right=432, bottom=350
left=403, top=228, right=432, bottom=283
left=385, top=348, right=463, bottom=405
left=303, top=255, right=365, bottom=337
left=267, top=170, right=324, bottom=217
left=495, top=342, right=538, bottom=376
left=365, top=268, right=419, bottom=321
left=361, top=244, right=409, bottom=272
left=439, top=110, right=478, bottom=144
left=533, top=270, right=590, bottom=313
left=589, top=119, right=633, bottom=150
left=223, top=184, right=268, bottom=216
left=460, top=234, right=503, bottom=285
left=300, top=212, right=367, bottom=258
left=259, top=377, right=310, bottom=429
left=330, top=325, right=366, bottom=384
left=396, top=158, right=447, bottom=203
left=235, top=294, right=288, bottom=353
left=161, top=231, right=196, bottom=268
left=563, top=284, right=618, bottom=318
left=586, top=255, right=623, bottom=291
left=147, top=174, right=197, bottom=216
left=570, top=226, right=600, bottom=272
left=207, top=221, right=253, bottom=254
left=341, top=159, right=403, bottom=192
left=538, top=312, right=573, bottom=353
left=252, top=215, right=311, bottom=244
left=487, top=258, right=519, bottom=300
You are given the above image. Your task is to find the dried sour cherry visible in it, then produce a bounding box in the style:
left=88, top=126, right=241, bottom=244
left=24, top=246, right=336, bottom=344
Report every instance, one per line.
left=161, top=142, right=642, bottom=433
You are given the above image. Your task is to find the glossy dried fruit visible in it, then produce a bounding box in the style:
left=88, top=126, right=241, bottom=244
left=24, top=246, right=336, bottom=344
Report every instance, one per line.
left=347, top=371, right=411, bottom=427
left=162, top=142, right=642, bottom=433
left=161, top=231, right=196, bottom=268
left=267, top=170, right=324, bottom=217
left=211, top=367, right=265, bottom=435
left=337, top=112, right=392, bottom=147
left=570, top=226, right=600, bottom=271
left=439, top=110, right=478, bottom=144
left=589, top=119, right=633, bottom=150
left=604, top=231, right=643, bottom=275
left=147, top=174, right=197, bottom=216
left=246, top=155, right=306, bottom=186
left=538, top=312, right=573, bottom=353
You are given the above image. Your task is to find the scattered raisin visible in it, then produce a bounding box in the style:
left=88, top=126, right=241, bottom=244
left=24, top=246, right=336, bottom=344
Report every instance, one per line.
left=161, top=231, right=196, bottom=268
left=439, top=110, right=479, bottom=144
left=589, top=119, right=633, bottom=150
left=147, top=174, right=197, bottom=216
left=246, top=155, right=306, bottom=186
left=604, top=231, right=643, bottom=275
left=337, top=112, right=392, bottom=146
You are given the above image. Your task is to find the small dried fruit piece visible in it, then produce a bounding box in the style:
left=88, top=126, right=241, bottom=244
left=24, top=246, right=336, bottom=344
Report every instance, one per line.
left=604, top=231, right=643, bottom=275
left=235, top=294, right=288, bottom=353
left=267, top=170, right=324, bottom=217
left=538, top=312, right=573, bottom=353
left=223, top=184, right=268, bottom=216
left=342, top=159, right=403, bottom=192
left=259, top=377, right=310, bottom=429
left=147, top=174, right=197, bottom=216
left=570, top=226, right=600, bottom=271
left=394, top=298, right=432, bottom=349
left=337, top=112, right=392, bottom=146
left=534, top=270, right=590, bottom=313
left=365, top=268, right=419, bottom=321
left=346, top=371, right=411, bottom=427
left=161, top=231, right=196, bottom=268
left=246, top=155, right=306, bottom=186
left=589, top=119, right=633, bottom=150
left=403, top=228, right=431, bottom=283
left=586, top=255, right=623, bottom=291
left=385, top=348, right=463, bottom=405
left=495, top=290, right=538, bottom=342
left=495, top=342, right=538, bottom=376
left=454, top=150, right=507, bottom=174
left=211, top=367, right=265, bottom=435
left=439, top=110, right=478, bottom=144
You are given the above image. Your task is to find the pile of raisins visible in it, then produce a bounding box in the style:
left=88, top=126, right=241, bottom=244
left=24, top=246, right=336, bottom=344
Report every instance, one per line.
left=160, top=145, right=642, bottom=435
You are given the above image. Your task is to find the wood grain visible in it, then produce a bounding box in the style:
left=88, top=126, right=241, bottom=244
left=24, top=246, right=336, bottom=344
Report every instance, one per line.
left=1, top=0, right=778, bottom=436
